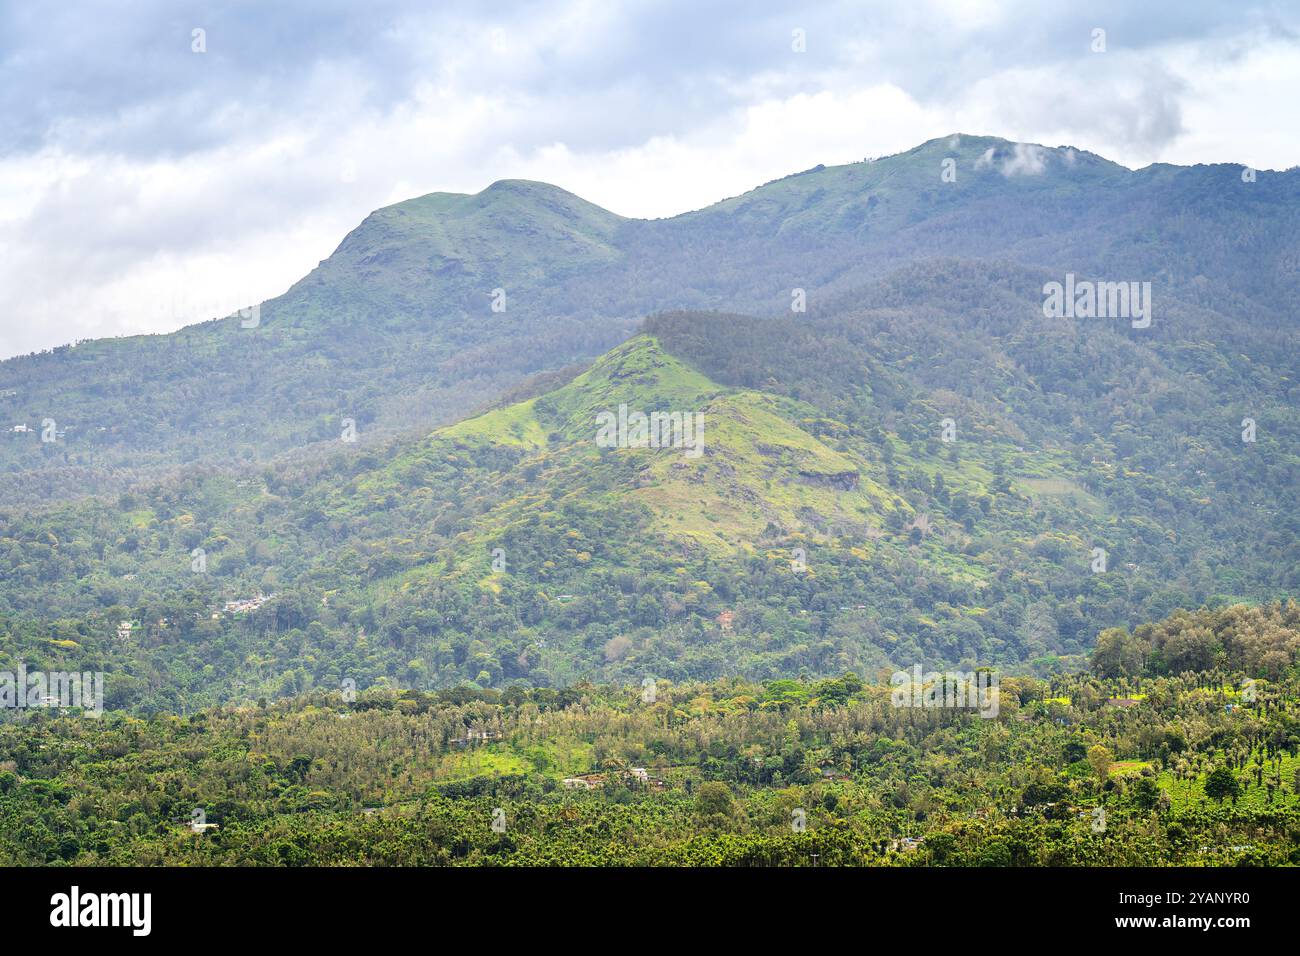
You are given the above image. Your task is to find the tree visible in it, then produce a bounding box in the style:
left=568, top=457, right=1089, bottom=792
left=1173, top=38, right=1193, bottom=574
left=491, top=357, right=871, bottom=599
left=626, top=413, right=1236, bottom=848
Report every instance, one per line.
left=1130, top=776, right=1160, bottom=810
left=695, top=781, right=734, bottom=823
left=1091, top=627, right=1144, bottom=678
left=1204, top=767, right=1240, bottom=805
left=1087, top=745, right=1113, bottom=783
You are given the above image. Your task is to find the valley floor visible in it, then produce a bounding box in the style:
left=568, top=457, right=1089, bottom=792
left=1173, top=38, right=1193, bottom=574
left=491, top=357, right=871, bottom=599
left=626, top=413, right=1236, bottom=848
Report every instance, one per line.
left=3, top=656, right=1298, bottom=866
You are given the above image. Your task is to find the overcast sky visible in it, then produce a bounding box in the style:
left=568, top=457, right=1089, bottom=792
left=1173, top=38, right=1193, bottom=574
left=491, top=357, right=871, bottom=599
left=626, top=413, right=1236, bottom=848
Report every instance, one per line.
left=1, top=0, right=1298, bottom=358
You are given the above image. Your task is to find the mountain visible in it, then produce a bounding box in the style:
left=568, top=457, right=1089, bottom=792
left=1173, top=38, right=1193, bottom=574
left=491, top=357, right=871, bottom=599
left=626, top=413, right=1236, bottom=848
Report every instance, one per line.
left=0, top=134, right=1296, bottom=711
left=1, top=262, right=1294, bottom=709
left=2, top=134, right=1297, bottom=508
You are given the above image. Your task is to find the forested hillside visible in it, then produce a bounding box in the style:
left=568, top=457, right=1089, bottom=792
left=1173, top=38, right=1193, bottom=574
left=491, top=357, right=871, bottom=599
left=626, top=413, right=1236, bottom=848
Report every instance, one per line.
left=2, top=604, right=1298, bottom=866
left=0, top=300, right=1294, bottom=707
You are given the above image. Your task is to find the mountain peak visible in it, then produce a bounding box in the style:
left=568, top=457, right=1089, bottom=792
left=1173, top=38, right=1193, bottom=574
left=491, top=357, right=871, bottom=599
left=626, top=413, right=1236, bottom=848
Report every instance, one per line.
left=480, top=178, right=576, bottom=197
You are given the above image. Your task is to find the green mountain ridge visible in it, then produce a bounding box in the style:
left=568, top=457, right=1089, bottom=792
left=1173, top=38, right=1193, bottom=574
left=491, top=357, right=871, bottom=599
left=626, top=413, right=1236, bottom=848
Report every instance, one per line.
left=1, top=284, right=1293, bottom=708
left=0, top=134, right=1296, bottom=711
left=3, top=133, right=1296, bottom=508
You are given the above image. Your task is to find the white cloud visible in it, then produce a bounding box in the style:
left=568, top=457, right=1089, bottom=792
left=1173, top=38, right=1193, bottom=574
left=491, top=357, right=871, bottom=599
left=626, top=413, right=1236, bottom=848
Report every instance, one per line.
left=1001, top=143, right=1049, bottom=176
left=499, top=85, right=943, bottom=218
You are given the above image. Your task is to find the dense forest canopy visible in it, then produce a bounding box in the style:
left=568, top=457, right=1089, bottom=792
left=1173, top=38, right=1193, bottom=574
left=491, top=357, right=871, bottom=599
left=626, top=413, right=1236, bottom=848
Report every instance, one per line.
left=2, top=604, right=1298, bottom=866
left=0, top=300, right=1293, bottom=707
